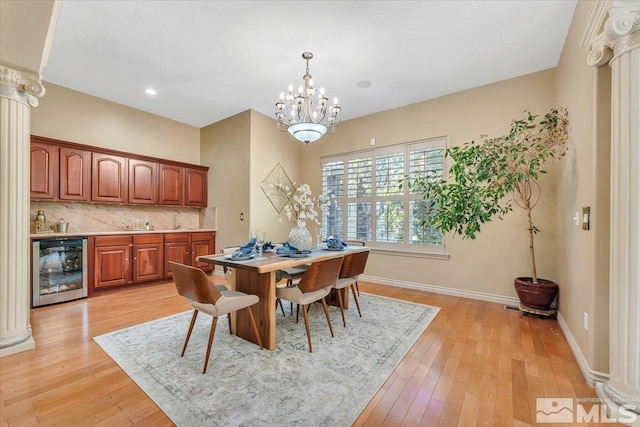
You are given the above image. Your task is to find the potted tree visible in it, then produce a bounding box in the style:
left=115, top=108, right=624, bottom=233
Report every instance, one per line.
left=407, top=108, right=569, bottom=310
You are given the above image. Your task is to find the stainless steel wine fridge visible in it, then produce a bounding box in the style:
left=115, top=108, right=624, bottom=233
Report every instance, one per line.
left=32, top=237, right=88, bottom=307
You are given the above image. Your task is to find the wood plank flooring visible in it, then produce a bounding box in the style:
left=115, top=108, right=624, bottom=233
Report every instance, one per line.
left=0, top=279, right=614, bottom=426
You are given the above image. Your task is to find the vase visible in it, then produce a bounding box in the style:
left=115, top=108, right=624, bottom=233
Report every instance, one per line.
left=288, top=220, right=312, bottom=250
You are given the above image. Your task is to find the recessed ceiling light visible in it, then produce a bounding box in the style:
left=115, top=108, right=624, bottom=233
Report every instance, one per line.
left=144, top=88, right=157, bottom=95
left=356, top=80, right=372, bottom=89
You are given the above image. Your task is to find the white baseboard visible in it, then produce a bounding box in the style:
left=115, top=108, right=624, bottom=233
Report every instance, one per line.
left=359, top=274, right=521, bottom=306
left=556, top=311, right=609, bottom=387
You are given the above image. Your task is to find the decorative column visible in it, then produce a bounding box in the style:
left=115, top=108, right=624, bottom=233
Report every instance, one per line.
left=0, top=66, right=45, bottom=356
left=587, top=0, right=640, bottom=421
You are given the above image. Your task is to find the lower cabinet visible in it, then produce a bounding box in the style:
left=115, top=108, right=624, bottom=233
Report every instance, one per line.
left=92, top=231, right=216, bottom=292
left=132, top=234, right=164, bottom=282
left=94, top=235, right=132, bottom=288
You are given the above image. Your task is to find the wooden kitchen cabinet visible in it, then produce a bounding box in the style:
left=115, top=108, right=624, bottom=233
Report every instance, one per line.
left=59, top=147, right=91, bottom=201
left=129, top=159, right=158, bottom=205
left=164, top=232, right=190, bottom=277
left=30, top=140, right=58, bottom=199
left=94, top=235, right=132, bottom=288
left=92, top=153, right=128, bottom=203
left=191, top=232, right=216, bottom=272
left=185, top=167, right=207, bottom=207
left=159, top=164, right=184, bottom=206
left=132, top=234, right=163, bottom=282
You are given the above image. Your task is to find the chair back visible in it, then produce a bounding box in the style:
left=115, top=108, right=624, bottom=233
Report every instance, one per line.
left=297, top=257, right=343, bottom=293
left=343, top=240, right=366, bottom=247
left=170, top=262, right=222, bottom=304
left=339, top=250, right=370, bottom=279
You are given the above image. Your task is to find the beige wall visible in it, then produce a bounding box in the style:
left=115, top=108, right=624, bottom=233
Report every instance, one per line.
left=200, top=111, right=251, bottom=250
left=299, top=69, right=558, bottom=299
left=32, top=83, right=201, bottom=164
left=555, top=0, right=610, bottom=373
left=249, top=110, right=302, bottom=244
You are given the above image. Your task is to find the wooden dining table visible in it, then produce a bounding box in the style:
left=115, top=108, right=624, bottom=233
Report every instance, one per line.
left=196, top=245, right=370, bottom=350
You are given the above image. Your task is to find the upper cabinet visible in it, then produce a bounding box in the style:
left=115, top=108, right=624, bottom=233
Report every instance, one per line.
left=92, top=153, right=128, bottom=203
left=30, top=141, right=59, bottom=200
left=159, top=164, right=184, bottom=206
left=59, top=147, right=91, bottom=201
left=30, top=136, right=208, bottom=207
left=129, top=159, right=158, bottom=205
left=185, top=167, right=207, bottom=207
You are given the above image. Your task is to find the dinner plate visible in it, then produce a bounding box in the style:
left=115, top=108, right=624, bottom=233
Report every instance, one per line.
left=289, top=253, right=311, bottom=258
left=226, top=254, right=256, bottom=261
left=323, top=247, right=345, bottom=251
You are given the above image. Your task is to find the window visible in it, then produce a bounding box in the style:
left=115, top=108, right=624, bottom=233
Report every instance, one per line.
left=321, top=138, right=445, bottom=253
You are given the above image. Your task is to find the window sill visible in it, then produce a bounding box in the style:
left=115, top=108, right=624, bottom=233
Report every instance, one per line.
left=370, top=248, right=450, bottom=260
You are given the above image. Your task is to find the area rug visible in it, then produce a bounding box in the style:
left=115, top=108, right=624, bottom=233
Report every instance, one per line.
left=94, top=294, right=439, bottom=426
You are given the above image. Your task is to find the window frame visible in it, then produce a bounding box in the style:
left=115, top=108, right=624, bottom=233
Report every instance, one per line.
left=320, top=137, right=447, bottom=254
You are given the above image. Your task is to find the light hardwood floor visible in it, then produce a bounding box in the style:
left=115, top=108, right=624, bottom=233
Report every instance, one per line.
left=0, top=278, right=615, bottom=426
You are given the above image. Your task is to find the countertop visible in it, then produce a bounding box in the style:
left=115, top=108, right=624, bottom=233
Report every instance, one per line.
left=30, top=228, right=217, bottom=239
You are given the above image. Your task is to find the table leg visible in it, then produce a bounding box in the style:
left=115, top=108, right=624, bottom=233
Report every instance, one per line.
left=232, top=269, right=276, bottom=350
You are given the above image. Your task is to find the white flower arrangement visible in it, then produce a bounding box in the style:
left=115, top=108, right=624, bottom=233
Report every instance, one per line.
left=279, top=183, right=333, bottom=225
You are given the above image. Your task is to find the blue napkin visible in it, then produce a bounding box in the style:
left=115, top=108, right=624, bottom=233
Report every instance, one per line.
left=232, top=238, right=256, bottom=258
left=326, top=238, right=346, bottom=249
left=276, top=242, right=311, bottom=255
left=263, top=241, right=276, bottom=251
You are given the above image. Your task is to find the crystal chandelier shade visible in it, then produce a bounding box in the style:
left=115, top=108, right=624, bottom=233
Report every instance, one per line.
left=275, top=52, right=341, bottom=145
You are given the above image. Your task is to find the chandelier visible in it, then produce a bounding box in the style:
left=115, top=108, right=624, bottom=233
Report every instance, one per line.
left=275, top=52, right=341, bottom=145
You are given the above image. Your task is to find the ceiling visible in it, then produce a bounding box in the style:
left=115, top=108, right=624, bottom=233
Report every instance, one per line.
left=43, top=0, right=577, bottom=129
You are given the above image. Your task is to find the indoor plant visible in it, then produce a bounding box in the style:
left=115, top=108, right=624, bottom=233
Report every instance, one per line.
left=406, top=108, right=569, bottom=309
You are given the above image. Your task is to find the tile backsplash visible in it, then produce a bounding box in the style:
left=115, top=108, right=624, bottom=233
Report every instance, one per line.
left=30, top=202, right=215, bottom=233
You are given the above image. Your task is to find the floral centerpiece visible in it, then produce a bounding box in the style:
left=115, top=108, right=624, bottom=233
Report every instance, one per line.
left=279, top=183, right=333, bottom=250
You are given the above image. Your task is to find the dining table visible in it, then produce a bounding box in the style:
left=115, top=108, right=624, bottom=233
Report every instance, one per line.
left=196, top=245, right=370, bottom=350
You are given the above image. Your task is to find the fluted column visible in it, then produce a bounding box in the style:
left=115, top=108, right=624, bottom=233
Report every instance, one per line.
left=0, top=66, right=45, bottom=356
left=587, top=0, right=640, bottom=421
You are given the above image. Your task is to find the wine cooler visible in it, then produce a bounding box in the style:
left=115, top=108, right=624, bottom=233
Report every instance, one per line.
left=32, top=237, right=88, bottom=307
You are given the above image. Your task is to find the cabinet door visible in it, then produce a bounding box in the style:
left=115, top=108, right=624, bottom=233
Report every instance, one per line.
left=30, top=141, right=58, bottom=199
left=191, top=238, right=215, bottom=272
left=59, top=147, right=91, bottom=201
left=159, top=164, right=184, bottom=205
left=164, top=241, right=190, bottom=277
left=94, top=245, right=131, bottom=288
left=92, top=153, right=128, bottom=203
left=185, top=168, right=207, bottom=207
left=132, top=243, right=164, bottom=282
left=129, top=159, right=158, bottom=205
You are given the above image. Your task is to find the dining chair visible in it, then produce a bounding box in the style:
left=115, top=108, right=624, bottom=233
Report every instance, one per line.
left=275, top=265, right=309, bottom=316
left=169, top=261, right=263, bottom=374
left=276, top=257, right=343, bottom=352
left=342, top=240, right=366, bottom=295
left=333, top=250, right=369, bottom=327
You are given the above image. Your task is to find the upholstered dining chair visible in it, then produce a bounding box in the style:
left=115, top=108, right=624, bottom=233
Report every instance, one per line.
left=170, top=262, right=263, bottom=374
left=276, top=257, right=343, bottom=352
left=333, top=250, right=369, bottom=327
left=275, top=265, right=309, bottom=316
left=342, top=240, right=366, bottom=295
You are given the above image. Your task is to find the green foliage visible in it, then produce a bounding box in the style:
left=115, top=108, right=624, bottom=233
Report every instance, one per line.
left=403, top=108, right=569, bottom=282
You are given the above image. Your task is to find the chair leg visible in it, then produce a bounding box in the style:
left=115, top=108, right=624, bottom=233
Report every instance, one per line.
left=301, top=303, right=313, bottom=353
left=296, top=304, right=300, bottom=324
left=276, top=298, right=285, bottom=316
left=336, top=288, right=347, bottom=327
left=203, top=316, right=218, bottom=374
left=181, top=309, right=198, bottom=357
left=355, top=281, right=360, bottom=296
left=227, top=314, right=232, bottom=334
left=321, top=297, right=335, bottom=337
left=246, top=307, right=263, bottom=349
left=351, top=284, right=362, bottom=317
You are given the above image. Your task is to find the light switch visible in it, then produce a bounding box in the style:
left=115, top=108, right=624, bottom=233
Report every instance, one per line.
left=582, top=207, right=590, bottom=230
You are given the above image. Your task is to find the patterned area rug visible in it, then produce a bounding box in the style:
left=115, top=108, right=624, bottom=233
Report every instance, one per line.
left=94, top=294, right=439, bottom=426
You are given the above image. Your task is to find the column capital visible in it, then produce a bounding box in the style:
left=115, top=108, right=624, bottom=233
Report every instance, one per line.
left=586, top=0, right=640, bottom=67
left=0, top=65, right=46, bottom=107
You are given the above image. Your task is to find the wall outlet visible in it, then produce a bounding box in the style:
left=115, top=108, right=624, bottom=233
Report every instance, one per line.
left=584, top=312, right=589, bottom=331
